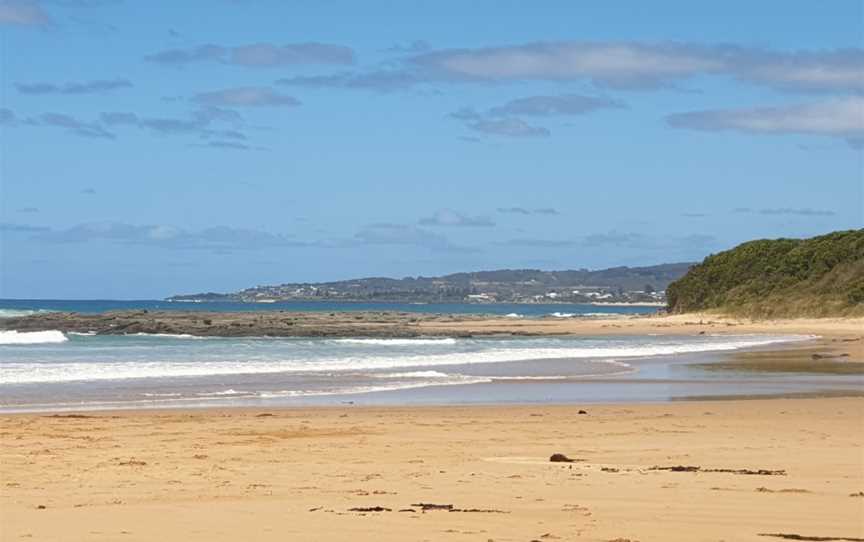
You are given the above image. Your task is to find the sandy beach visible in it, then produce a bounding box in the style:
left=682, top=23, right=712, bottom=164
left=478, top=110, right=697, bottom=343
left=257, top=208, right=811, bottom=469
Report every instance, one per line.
left=419, top=313, right=864, bottom=340
left=1, top=315, right=862, bottom=541
left=1, top=397, right=862, bottom=541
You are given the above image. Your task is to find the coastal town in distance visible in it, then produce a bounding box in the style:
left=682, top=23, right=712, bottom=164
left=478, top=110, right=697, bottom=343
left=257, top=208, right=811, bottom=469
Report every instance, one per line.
left=168, top=263, right=685, bottom=305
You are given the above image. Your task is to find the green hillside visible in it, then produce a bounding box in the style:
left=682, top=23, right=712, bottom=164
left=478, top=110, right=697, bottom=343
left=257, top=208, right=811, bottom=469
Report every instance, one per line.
left=666, top=230, right=864, bottom=318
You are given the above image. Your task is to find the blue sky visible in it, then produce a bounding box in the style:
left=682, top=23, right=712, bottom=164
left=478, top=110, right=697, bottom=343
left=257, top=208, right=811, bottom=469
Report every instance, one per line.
left=0, top=0, right=862, bottom=299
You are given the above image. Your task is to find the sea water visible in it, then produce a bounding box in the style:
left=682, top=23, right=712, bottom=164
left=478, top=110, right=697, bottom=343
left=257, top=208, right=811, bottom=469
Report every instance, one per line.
left=0, top=299, right=656, bottom=318
left=3, top=331, right=845, bottom=412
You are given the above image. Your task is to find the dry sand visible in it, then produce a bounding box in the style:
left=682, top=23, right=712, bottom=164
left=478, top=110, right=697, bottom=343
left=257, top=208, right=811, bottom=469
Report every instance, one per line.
left=419, top=313, right=864, bottom=340
left=1, top=398, right=863, bottom=541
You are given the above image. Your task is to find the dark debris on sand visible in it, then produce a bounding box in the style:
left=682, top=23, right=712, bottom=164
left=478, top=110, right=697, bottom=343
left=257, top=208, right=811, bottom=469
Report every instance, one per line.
left=758, top=534, right=864, bottom=541
left=650, top=465, right=786, bottom=475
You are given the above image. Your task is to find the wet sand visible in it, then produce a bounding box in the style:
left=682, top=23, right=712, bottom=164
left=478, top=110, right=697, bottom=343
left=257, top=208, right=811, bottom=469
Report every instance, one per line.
left=1, top=398, right=863, bottom=541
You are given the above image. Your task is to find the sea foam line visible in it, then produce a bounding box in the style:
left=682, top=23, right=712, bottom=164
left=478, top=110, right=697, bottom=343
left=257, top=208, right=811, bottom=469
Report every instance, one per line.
left=333, top=338, right=458, bottom=346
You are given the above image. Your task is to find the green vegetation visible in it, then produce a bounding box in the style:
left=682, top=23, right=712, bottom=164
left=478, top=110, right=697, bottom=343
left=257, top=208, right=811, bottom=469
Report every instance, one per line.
left=666, top=230, right=864, bottom=318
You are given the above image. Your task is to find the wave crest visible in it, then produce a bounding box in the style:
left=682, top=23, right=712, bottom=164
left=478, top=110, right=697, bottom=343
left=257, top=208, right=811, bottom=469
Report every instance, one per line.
left=0, top=330, right=68, bottom=345
left=333, top=338, right=458, bottom=346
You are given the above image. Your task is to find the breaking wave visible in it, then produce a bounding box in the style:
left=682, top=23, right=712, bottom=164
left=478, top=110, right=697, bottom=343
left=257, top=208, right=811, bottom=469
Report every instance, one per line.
left=0, top=330, right=68, bottom=345
left=333, top=338, right=458, bottom=346
left=0, top=334, right=813, bottom=384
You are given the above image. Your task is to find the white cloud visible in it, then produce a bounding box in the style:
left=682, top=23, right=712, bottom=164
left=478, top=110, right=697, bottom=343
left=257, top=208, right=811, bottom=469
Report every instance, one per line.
left=667, top=97, right=864, bottom=145
left=466, top=118, right=550, bottom=138
left=410, top=41, right=864, bottom=93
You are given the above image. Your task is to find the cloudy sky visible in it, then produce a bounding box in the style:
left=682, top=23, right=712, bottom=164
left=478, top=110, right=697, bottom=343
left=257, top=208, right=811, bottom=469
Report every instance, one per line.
left=1, top=0, right=862, bottom=298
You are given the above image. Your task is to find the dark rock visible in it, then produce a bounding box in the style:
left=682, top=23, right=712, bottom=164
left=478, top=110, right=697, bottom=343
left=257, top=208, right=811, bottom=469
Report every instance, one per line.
left=550, top=453, right=576, bottom=463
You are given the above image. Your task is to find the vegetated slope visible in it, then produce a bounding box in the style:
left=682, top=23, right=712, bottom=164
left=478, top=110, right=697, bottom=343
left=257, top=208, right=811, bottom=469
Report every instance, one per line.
left=666, top=229, right=864, bottom=317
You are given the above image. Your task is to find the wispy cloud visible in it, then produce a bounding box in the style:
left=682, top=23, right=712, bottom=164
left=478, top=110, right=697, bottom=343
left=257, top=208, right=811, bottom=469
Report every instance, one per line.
left=0, top=0, right=51, bottom=26
left=101, top=106, right=245, bottom=139
left=3, top=105, right=253, bottom=147
left=276, top=70, right=421, bottom=93
left=0, top=222, right=50, bottom=233
left=0, top=108, right=16, bottom=125
left=418, top=209, right=494, bottom=227
left=28, top=112, right=115, bottom=139
left=733, top=207, right=836, bottom=217
left=499, top=231, right=717, bottom=251
left=409, top=41, right=864, bottom=93
left=451, top=94, right=620, bottom=138
left=497, top=207, right=559, bottom=216
left=451, top=111, right=549, bottom=138
left=146, top=42, right=354, bottom=67
left=15, top=78, right=132, bottom=95
left=667, top=97, right=864, bottom=146
left=354, top=223, right=478, bottom=253
left=412, top=41, right=724, bottom=89
left=487, top=95, right=625, bottom=117
left=470, top=118, right=549, bottom=138
left=499, top=238, right=577, bottom=248
left=33, top=221, right=312, bottom=250
left=193, top=140, right=264, bottom=151
left=192, top=87, right=300, bottom=107
left=384, top=40, right=431, bottom=54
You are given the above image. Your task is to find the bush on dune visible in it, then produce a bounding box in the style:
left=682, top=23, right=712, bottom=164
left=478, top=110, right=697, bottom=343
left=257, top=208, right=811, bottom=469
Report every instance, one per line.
left=666, top=230, right=864, bottom=318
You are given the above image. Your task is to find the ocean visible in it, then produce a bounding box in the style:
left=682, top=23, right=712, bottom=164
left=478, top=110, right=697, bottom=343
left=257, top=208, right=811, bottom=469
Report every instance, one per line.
left=1, top=300, right=857, bottom=412
left=0, top=298, right=658, bottom=318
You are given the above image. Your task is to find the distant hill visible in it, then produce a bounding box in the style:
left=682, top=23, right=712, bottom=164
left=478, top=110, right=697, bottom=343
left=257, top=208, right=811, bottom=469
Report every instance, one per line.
left=169, top=263, right=693, bottom=304
left=666, top=230, right=864, bottom=317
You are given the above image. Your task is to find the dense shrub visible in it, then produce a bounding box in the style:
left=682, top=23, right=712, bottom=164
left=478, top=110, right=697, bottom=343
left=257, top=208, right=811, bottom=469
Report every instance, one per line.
left=666, top=230, right=864, bottom=317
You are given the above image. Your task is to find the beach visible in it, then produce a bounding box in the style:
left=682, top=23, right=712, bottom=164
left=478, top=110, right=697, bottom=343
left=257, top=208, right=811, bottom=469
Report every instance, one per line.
left=1, top=314, right=863, bottom=540
left=1, top=397, right=863, bottom=541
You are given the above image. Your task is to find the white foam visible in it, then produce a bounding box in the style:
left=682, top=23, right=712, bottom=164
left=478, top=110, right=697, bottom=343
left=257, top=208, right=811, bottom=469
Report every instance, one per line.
left=0, top=330, right=68, bottom=345
left=549, top=312, right=576, bottom=318
left=126, top=333, right=204, bottom=339
left=194, top=389, right=245, bottom=397
left=333, top=338, right=458, bottom=346
left=0, top=334, right=814, bottom=384
left=257, top=378, right=492, bottom=399
left=505, top=313, right=524, bottom=318
left=374, top=371, right=452, bottom=379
